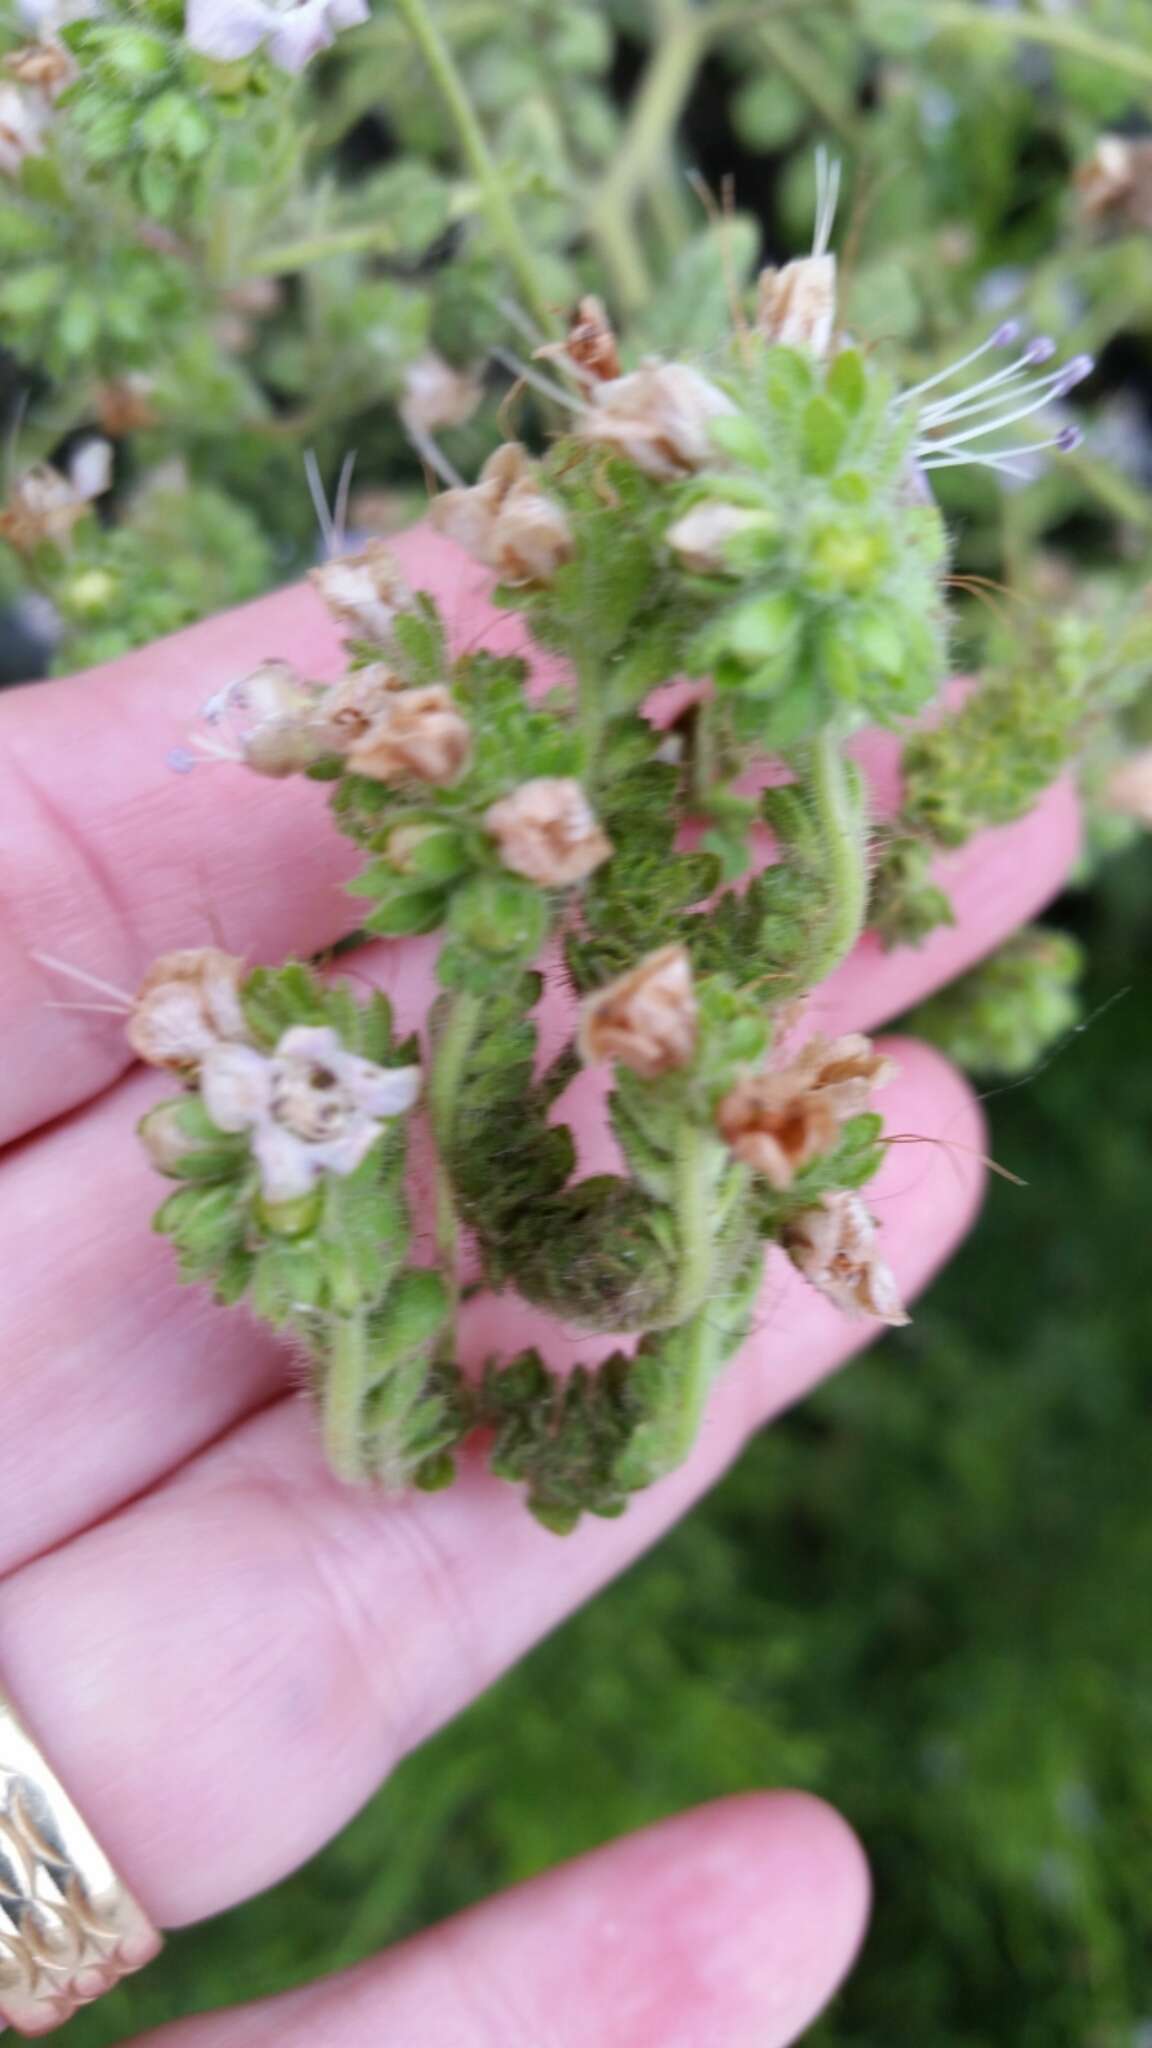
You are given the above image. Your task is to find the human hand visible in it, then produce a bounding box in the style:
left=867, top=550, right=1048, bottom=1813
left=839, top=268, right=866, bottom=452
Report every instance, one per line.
left=0, top=531, right=1077, bottom=2043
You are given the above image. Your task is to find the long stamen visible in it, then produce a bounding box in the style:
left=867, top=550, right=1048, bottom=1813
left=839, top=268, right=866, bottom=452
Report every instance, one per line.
left=32, top=952, right=135, bottom=1005
left=920, top=425, right=1083, bottom=473
left=812, top=147, right=841, bottom=259
left=893, top=321, right=1021, bottom=408
left=490, top=347, right=586, bottom=413
left=45, top=999, right=134, bottom=1016
left=403, top=416, right=466, bottom=490
left=917, top=364, right=1090, bottom=453
left=918, top=338, right=1057, bottom=424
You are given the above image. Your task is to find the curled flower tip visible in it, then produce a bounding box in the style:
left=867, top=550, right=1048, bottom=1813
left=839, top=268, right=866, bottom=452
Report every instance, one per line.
left=784, top=1192, right=910, bottom=1326
left=187, top=658, right=333, bottom=776
left=346, top=684, right=472, bottom=787
left=537, top=296, right=622, bottom=386
left=755, top=256, right=836, bottom=359
left=484, top=777, right=613, bottom=888
left=666, top=501, right=772, bottom=575
left=716, top=1032, right=896, bottom=1191
left=128, top=949, right=249, bottom=1073
left=430, top=443, right=573, bottom=587
left=309, top=539, right=414, bottom=648
left=578, top=945, right=698, bottom=1079
left=580, top=364, right=736, bottom=481
left=199, top=1025, right=421, bottom=1205
left=184, top=0, right=369, bottom=73
left=399, top=352, right=484, bottom=434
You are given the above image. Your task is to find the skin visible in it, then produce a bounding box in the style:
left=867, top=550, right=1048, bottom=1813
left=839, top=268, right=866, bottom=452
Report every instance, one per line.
left=0, top=531, right=1078, bottom=2044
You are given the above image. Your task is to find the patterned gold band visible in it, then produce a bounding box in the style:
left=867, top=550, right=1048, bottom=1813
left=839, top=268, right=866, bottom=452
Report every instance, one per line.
left=0, top=1691, right=162, bottom=2036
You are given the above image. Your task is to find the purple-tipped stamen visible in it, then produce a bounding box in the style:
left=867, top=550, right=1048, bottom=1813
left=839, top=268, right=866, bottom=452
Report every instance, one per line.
left=1053, top=354, right=1094, bottom=395
left=1055, top=424, right=1084, bottom=451
left=894, top=322, right=1027, bottom=408
left=1025, top=335, right=1057, bottom=365
left=167, top=746, right=197, bottom=774
left=920, top=424, right=1085, bottom=475
left=918, top=341, right=1069, bottom=428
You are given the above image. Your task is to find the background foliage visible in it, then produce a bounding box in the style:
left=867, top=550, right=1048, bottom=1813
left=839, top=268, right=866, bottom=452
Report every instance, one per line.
left=4, top=0, right=1150, bottom=2037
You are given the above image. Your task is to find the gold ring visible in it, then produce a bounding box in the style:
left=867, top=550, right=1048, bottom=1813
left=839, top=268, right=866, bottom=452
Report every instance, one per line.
left=0, top=1689, right=161, bottom=2036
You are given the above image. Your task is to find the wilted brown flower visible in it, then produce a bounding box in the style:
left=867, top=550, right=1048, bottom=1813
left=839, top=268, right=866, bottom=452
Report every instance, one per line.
left=578, top=944, right=698, bottom=1078
left=431, top=443, right=573, bottom=586
left=484, top=777, right=612, bottom=888
left=580, top=363, right=736, bottom=481
left=783, top=1191, right=909, bottom=1326
left=346, top=685, right=472, bottom=786
left=1075, top=136, right=1152, bottom=231
left=315, top=663, right=404, bottom=745
left=4, top=39, right=76, bottom=93
left=716, top=1033, right=896, bottom=1190
left=310, top=540, right=414, bottom=646
left=755, top=255, right=837, bottom=358
left=128, top=948, right=249, bottom=1072
left=539, top=295, right=621, bottom=385
left=399, top=350, right=484, bottom=432
left=0, top=441, right=111, bottom=554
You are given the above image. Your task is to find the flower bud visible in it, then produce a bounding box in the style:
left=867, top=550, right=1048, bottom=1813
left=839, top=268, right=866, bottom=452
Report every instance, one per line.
left=666, top=501, right=776, bottom=574
left=756, top=255, right=837, bottom=358
left=578, top=945, right=698, bottom=1078
left=128, top=948, right=249, bottom=1072
left=783, top=1191, right=909, bottom=1325
left=431, top=444, right=573, bottom=587
left=484, top=778, right=612, bottom=888
left=716, top=1033, right=895, bottom=1189
left=310, top=541, right=413, bottom=647
left=346, top=685, right=472, bottom=786
left=580, top=363, right=736, bottom=481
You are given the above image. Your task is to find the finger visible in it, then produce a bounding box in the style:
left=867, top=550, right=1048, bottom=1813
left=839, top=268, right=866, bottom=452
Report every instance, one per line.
left=0, top=530, right=495, bottom=1145
left=0, top=1042, right=981, bottom=1924
left=123, top=1795, right=868, bottom=2048
left=0, top=743, right=1069, bottom=1573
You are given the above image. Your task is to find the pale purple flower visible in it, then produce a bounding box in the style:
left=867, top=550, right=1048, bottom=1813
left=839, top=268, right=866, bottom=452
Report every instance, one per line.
left=184, top=0, right=370, bottom=74
left=200, top=1024, right=421, bottom=1204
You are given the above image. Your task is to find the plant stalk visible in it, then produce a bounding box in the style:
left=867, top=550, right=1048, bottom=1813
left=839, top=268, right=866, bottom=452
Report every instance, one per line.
left=801, top=728, right=870, bottom=986
left=325, top=1306, right=370, bottom=1484
left=428, top=987, right=483, bottom=1301
left=392, top=0, right=556, bottom=333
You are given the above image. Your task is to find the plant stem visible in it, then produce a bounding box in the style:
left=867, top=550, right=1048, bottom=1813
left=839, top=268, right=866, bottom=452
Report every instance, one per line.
left=585, top=3, right=707, bottom=314
left=325, top=1307, right=369, bottom=1484
left=801, top=728, right=870, bottom=986
left=250, top=220, right=399, bottom=275
left=428, top=987, right=483, bottom=1300
left=670, top=1121, right=723, bottom=1325
left=926, top=2, right=1152, bottom=89
left=392, top=0, right=556, bottom=333
left=755, top=20, right=857, bottom=146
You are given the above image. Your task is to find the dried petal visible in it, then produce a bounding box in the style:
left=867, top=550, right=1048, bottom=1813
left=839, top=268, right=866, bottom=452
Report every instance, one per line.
left=756, top=255, right=837, bottom=357
left=4, top=39, right=76, bottom=93
left=346, top=684, right=472, bottom=786
left=537, top=295, right=621, bottom=385
left=784, top=1191, right=909, bottom=1325
left=666, top=501, right=771, bottom=574
left=716, top=1033, right=895, bottom=1190
left=0, top=78, right=49, bottom=177
left=484, top=777, right=612, bottom=888
left=578, top=944, right=698, bottom=1078
left=310, top=540, right=413, bottom=646
left=581, top=363, right=736, bottom=481
left=431, top=443, right=572, bottom=587
left=1075, top=136, right=1152, bottom=232
left=129, top=949, right=249, bottom=1072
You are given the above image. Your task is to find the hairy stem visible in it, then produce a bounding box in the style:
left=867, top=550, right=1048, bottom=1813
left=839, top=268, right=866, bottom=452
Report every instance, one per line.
left=429, top=987, right=483, bottom=1301
left=392, top=0, right=556, bottom=333
left=325, top=1308, right=370, bottom=1485
left=802, top=728, right=870, bottom=986
left=670, top=1121, right=723, bottom=1325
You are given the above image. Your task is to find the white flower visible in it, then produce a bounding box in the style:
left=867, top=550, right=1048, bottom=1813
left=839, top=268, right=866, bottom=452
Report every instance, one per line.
left=184, top=0, right=369, bottom=74
left=399, top=352, right=484, bottom=433
left=665, top=501, right=772, bottom=574
left=200, top=1024, right=421, bottom=1205
left=309, top=540, right=413, bottom=646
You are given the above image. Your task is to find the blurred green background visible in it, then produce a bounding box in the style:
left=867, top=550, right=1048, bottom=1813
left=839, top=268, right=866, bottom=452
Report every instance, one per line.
left=69, top=837, right=1152, bottom=2043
